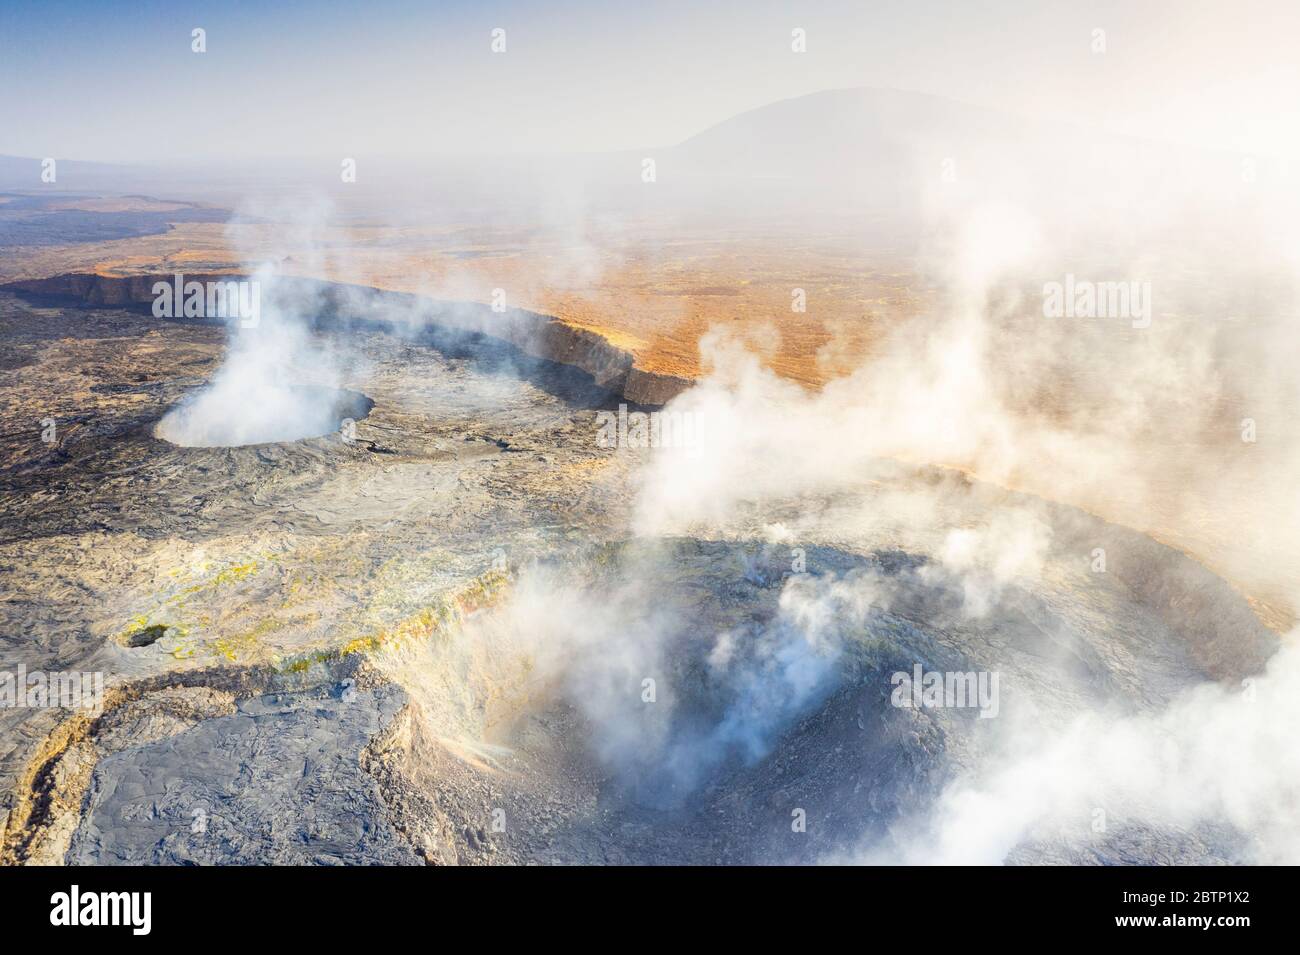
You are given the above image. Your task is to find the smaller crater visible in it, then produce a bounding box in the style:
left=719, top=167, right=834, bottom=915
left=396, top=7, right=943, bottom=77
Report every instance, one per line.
left=154, top=384, right=374, bottom=448
left=120, top=624, right=168, bottom=648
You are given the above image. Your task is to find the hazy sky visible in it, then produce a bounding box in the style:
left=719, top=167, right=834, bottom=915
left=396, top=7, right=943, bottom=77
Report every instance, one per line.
left=2, top=0, right=1298, bottom=162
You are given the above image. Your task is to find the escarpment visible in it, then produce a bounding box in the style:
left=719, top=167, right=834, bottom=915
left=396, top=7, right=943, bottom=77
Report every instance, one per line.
left=2, top=272, right=693, bottom=406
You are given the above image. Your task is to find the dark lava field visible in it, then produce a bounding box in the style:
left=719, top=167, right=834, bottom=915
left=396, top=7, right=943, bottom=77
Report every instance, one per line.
left=0, top=288, right=1281, bottom=864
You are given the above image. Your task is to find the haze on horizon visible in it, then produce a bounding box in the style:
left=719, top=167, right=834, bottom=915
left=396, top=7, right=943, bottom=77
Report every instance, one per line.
left=2, top=0, right=1299, bottom=163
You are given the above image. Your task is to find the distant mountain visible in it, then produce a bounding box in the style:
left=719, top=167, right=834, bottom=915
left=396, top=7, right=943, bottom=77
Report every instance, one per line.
left=673, top=88, right=1031, bottom=176
left=0, top=88, right=1259, bottom=225
left=656, top=87, right=1245, bottom=219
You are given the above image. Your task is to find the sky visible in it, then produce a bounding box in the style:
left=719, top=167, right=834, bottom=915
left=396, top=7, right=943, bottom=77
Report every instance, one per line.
left=2, top=0, right=1299, bottom=162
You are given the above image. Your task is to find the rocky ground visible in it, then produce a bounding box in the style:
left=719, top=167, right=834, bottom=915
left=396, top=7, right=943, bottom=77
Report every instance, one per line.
left=0, top=288, right=1279, bottom=864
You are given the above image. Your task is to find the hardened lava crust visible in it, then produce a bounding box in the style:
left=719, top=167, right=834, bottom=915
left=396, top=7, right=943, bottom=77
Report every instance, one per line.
left=0, top=288, right=1276, bottom=865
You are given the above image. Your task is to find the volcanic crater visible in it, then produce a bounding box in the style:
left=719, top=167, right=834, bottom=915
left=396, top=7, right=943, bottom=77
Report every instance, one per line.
left=0, top=282, right=1277, bottom=865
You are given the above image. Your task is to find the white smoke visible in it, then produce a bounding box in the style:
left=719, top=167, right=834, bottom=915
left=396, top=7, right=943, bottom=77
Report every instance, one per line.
left=155, top=270, right=355, bottom=447
left=618, top=171, right=1300, bottom=861
left=858, top=635, right=1300, bottom=864
left=443, top=552, right=893, bottom=808
left=155, top=199, right=361, bottom=448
